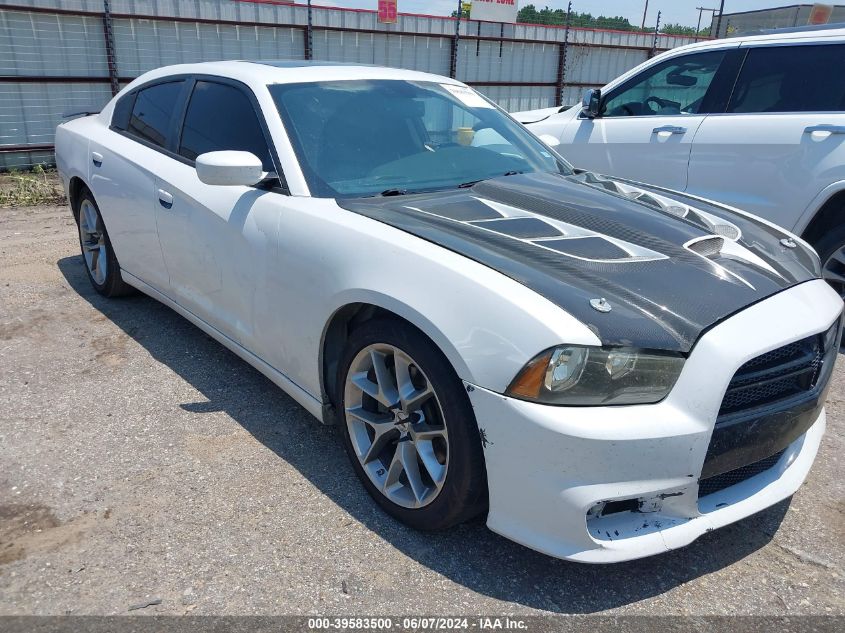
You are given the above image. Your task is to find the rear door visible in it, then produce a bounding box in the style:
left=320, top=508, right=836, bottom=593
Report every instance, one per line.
left=154, top=77, right=283, bottom=348
left=558, top=48, right=737, bottom=190
left=688, top=40, right=845, bottom=231
left=88, top=80, right=186, bottom=291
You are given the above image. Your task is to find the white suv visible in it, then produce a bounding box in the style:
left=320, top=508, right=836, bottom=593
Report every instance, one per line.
left=518, top=28, right=845, bottom=296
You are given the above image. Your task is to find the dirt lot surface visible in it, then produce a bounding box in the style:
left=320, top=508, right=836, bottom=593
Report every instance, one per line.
left=0, top=204, right=843, bottom=616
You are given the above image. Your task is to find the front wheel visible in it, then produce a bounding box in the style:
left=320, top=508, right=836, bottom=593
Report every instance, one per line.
left=336, top=319, right=487, bottom=530
left=814, top=224, right=845, bottom=300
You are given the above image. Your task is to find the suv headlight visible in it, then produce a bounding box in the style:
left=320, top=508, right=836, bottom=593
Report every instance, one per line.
left=506, top=346, right=685, bottom=406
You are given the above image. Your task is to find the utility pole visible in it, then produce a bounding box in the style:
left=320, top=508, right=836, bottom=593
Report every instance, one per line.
left=714, top=0, right=726, bottom=38
left=650, top=10, right=661, bottom=57
left=641, top=0, right=649, bottom=30
left=305, top=0, right=313, bottom=60
left=450, top=0, right=462, bottom=79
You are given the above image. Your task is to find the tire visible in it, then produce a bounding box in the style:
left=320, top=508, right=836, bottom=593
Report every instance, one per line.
left=75, top=188, right=134, bottom=298
left=335, top=318, right=487, bottom=530
left=814, top=224, right=845, bottom=300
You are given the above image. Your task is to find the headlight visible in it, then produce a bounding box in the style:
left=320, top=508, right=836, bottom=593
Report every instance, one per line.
left=506, top=346, right=685, bottom=406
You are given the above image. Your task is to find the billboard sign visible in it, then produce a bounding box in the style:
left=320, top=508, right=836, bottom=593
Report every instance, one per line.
left=470, top=0, right=519, bottom=24
left=808, top=3, right=834, bottom=24
left=378, top=0, right=398, bottom=24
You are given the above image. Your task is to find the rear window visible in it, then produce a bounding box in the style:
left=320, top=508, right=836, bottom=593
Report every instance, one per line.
left=728, top=44, right=845, bottom=113
left=126, top=81, right=184, bottom=148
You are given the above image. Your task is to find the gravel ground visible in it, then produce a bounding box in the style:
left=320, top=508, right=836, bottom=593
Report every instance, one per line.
left=0, top=203, right=843, bottom=616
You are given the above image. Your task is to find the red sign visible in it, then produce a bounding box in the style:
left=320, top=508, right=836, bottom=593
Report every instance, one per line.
left=808, top=3, right=834, bottom=25
left=378, top=0, right=397, bottom=24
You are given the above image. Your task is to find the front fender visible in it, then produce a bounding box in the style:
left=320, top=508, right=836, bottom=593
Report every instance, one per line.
left=794, top=180, right=845, bottom=236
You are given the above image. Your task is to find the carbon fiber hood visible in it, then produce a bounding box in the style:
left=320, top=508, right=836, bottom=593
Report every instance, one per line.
left=339, top=171, right=820, bottom=352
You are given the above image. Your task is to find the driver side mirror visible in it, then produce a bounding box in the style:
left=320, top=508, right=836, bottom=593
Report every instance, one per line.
left=195, top=151, right=265, bottom=187
left=581, top=89, right=601, bottom=119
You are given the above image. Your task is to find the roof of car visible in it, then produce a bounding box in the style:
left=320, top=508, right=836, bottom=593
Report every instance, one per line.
left=125, top=60, right=461, bottom=91
left=679, top=25, right=845, bottom=52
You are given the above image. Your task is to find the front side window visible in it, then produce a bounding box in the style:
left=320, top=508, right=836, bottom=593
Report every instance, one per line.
left=178, top=80, right=273, bottom=171
left=602, top=50, right=726, bottom=117
left=727, top=44, right=845, bottom=113
left=269, top=80, right=569, bottom=198
left=126, top=81, right=183, bottom=148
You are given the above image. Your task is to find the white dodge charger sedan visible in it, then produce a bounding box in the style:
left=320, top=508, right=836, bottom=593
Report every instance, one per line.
left=55, top=61, right=842, bottom=563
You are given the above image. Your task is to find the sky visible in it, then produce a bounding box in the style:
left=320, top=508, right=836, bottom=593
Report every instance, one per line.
left=316, top=1, right=800, bottom=29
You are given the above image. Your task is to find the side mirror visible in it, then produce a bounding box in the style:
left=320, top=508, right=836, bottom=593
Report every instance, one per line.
left=538, top=134, right=561, bottom=148
left=581, top=88, right=601, bottom=119
left=195, top=151, right=265, bottom=186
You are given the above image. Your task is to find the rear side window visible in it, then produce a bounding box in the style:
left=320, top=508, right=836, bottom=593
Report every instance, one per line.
left=111, top=92, right=136, bottom=131
left=178, top=81, right=273, bottom=171
left=728, top=44, right=845, bottom=113
left=126, top=81, right=184, bottom=147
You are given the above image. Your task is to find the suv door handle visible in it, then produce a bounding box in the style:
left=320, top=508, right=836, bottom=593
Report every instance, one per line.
left=804, top=124, right=845, bottom=135
left=157, top=189, right=173, bottom=209
left=91, top=152, right=103, bottom=166
left=652, top=125, right=687, bottom=135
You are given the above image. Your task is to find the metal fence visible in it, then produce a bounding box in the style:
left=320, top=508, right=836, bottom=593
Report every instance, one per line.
left=0, top=0, right=702, bottom=171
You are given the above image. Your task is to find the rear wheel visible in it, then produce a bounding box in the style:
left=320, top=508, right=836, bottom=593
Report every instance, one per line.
left=76, top=189, right=134, bottom=297
left=336, top=319, right=487, bottom=530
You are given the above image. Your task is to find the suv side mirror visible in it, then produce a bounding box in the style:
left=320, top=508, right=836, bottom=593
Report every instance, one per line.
left=195, top=151, right=265, bottom=186
left=581, top=89, right=601, bottom=119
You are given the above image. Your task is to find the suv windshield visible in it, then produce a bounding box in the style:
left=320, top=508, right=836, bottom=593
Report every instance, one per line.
left=269, top=80, right=571, bottom=198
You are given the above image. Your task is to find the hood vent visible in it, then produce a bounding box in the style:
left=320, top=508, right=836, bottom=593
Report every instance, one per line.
left=687, top=236, right=725, bottom=258
left=572, top=172, right=743, bottom=242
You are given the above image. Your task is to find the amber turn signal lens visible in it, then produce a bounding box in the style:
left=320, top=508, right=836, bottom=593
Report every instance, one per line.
left=507, top=350, right=552, bottom=399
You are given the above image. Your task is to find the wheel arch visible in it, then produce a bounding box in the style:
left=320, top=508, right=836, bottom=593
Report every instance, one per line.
left=68, top=176, right=88, bottom=220
left=318, top=294, right=473, bottom=423
left=799, top=187, right=845, bottom=247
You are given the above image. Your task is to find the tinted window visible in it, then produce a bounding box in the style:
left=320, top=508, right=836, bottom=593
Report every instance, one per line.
left=602, top=50, right=726, bottom=117
left=728, top=44, right=845, bottom=113
left=111, top=92, right=136, bottom=131
left=178, top=81, right=273, bottom=171
left=126, top=81, right=183, bottom=147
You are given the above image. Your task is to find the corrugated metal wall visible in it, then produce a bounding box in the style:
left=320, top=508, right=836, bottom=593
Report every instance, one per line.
left=0, top=0, right=701, bottom=170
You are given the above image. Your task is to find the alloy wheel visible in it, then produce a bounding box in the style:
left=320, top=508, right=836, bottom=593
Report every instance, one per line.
left=343, top=343, right=449, bottom=509
left=79, top=199, right=108, bottom=285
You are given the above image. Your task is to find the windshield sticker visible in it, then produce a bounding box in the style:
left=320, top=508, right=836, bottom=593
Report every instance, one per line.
left=441, top=84, right=495, bottom=109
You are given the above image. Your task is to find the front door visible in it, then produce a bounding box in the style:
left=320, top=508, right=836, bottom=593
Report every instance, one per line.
left=559, top=48, right=732, bottom=191
left=154, top=78, right=281, bottom=349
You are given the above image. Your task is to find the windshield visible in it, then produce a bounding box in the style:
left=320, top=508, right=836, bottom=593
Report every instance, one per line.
left=269, top=79, right=571, bottom=198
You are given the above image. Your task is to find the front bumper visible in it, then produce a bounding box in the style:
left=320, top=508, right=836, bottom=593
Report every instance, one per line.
left=468, top=279, right=841, bottom=563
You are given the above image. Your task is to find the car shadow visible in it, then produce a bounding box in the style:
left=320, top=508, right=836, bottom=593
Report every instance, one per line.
left=57, top=255, right=792, bottom=613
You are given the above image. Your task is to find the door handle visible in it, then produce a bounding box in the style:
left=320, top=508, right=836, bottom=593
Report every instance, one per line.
left=157, top=189, right=173, bottom=209
left=91, top=151, right=103, bottom=166
left=804, top=124, right=845, bottom=135
left=652, top=125, right=687, bottom=135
